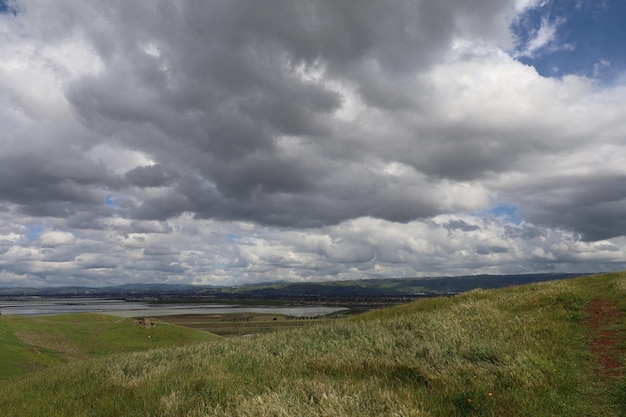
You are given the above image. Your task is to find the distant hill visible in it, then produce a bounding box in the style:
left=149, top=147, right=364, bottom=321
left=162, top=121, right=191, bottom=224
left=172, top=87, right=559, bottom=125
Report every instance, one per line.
left=216, top=273, right=585, bottom=298
left=0, top=273, right=584, bottom=301
left=0, top=283, right=201, bottom=297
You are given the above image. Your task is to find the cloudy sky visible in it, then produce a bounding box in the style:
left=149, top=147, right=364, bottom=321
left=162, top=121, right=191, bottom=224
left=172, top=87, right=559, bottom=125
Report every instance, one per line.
left=1, top=0, right=626, bottom=287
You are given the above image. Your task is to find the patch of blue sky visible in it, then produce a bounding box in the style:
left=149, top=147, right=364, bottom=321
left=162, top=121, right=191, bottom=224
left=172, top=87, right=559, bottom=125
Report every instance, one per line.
left=227, top=233, right=241, bottom=241
left=474, top=205, right=522, bottom=225
left=0, top=0, right=17, bottom=15
left=26, top=225, right=43, bottom=241
left=512, top=0, right=626, bottom=83
left=105, top=194, right=121, bottom=210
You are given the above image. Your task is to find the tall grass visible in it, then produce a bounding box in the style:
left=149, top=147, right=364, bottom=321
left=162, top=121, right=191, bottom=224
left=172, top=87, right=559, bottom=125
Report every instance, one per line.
left=1, top=272, right=625, bottom=416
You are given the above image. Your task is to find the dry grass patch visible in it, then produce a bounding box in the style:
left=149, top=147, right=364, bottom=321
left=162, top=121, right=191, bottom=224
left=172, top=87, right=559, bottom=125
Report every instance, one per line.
left=15, top=330, right=86, bottom=361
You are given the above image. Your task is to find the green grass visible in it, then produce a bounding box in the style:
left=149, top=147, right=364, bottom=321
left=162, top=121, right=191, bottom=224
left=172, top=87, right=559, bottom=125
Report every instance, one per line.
left=0, top=313, right=218, bottom=379
left=156, top=312, right=337, bottom=336
left=1, top=272, right=625, bottom=416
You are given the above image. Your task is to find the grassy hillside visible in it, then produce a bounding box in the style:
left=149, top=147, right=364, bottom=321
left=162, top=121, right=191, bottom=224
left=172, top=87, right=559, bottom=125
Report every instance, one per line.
left=0, top=313, right=217, bottom=379
left=1, top=272, right=625, bottom=416
left=222, top=273, right=582, bottom=297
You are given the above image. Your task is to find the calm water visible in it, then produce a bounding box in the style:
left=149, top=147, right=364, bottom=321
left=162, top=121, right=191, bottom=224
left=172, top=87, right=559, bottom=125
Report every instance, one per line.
left=0, top=298, right=347, bottom=318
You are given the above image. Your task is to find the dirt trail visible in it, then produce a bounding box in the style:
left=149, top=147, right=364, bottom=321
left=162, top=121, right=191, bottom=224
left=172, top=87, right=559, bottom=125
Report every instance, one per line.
left=586, top=298, right=624, bottom=378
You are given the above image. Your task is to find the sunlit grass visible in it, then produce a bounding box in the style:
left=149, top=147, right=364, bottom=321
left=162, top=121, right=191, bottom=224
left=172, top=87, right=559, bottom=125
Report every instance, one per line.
left=1, top=272, right=625, bottom=416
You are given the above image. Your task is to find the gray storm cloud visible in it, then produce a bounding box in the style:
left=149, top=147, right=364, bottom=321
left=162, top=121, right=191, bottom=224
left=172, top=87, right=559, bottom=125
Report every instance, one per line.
left=58, top=0, right=513, bottom=226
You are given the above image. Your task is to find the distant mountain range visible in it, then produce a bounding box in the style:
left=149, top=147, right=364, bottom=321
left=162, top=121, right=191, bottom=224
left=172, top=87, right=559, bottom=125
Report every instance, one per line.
left=0, top=273, right=586, bottom=301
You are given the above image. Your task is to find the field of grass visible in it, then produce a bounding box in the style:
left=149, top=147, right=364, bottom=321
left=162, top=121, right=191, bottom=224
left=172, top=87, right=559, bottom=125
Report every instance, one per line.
left=1, top=272, right=625, bottom=416
left=156, top=312, right=344, bottom=336
left=0, top=313, right=218, bottom=379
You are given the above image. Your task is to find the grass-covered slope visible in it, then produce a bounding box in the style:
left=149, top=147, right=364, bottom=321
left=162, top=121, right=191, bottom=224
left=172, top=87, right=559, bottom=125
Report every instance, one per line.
left=0, top=313, right=218, bottom=379
left=221, top=273, right=581, bottom=297
left=1, top=272, right=625, bottom=416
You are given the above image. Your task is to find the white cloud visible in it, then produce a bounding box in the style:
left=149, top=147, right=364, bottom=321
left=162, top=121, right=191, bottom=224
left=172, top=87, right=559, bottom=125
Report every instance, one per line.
left=37, top=231, right=76, bottom=246
left=514, top=0, right=548, bottom=13
left=515, top=17, right=563, bottom=58
left=85, top=144, right=154, bottom=175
